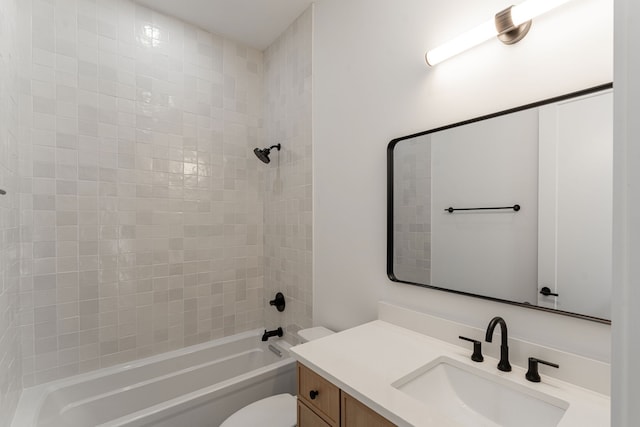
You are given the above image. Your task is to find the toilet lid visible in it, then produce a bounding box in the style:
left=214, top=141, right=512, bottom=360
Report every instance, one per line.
left=219, top=393, right=296, bottom=427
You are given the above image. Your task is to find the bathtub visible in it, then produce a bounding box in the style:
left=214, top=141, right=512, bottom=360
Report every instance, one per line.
left=11, top=329, right=296, bottom=427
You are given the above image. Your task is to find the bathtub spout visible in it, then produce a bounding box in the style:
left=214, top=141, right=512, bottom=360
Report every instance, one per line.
left=262, top=327, right=283, bottom=341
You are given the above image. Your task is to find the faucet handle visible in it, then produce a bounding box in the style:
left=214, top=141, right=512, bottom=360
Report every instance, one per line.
left=459, top=336, right=484, bottom=362
left=526, top=357, right=559, bottom=382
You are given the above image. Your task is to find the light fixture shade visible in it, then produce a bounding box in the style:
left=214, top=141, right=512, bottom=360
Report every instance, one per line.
left=511, top=0, right=572, bottom=26
left=425, top=20, right=496, bottom=66
left=424, top=0, right=574, bottom=66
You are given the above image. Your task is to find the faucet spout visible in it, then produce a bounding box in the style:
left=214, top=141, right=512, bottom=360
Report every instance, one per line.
left=485, top=316, right=512, bottom=372
left=262, top=327, right=283, bottom=342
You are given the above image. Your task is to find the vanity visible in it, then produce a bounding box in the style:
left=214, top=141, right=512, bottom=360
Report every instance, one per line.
left=290, top=303, right=610, bottom=427
left=297, top=362, right=395, bottom=426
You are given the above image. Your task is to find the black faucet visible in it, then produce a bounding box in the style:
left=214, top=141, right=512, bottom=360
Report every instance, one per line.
left=526, top=357, right=559, bottom=382
left=485, top=317, right=511, bottom=372
left=459, top=336, right=484, bottom=362
left=262, top=327, right=283, bottom=341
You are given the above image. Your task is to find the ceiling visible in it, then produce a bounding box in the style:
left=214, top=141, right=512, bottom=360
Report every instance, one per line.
left=133, top=0, right=314, bottom=51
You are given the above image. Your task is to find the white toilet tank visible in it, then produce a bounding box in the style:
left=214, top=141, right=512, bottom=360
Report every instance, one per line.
left=297, top=326, right=334, bottom=343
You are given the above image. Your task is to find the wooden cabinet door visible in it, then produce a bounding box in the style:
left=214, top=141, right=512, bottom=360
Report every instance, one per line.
left=298, top=399, right=332, bottom=427
left=341, top=392, right=396, bottom=427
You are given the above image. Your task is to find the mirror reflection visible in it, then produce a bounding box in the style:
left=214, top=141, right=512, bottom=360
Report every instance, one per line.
left=388, top=84, right=612, bottom=322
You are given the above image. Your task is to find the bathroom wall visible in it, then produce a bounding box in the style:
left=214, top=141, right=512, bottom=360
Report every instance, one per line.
left=0, top=0, right=23, bottom=422
left=313, top=0, right=613, bottom=362
left=612, top=0, right=640, bottom=422
left=262, top=7, right=314, bottom=342
left=17, top=0, right=265, bottom=386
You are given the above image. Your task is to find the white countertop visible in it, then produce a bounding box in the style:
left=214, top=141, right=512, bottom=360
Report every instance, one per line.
left=290, top=320, right=610, bottom=427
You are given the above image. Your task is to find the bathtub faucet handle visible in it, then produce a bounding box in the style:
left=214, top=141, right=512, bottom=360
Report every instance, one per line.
left=262, top=327, right=284, bottom=341
left=269, top=292, right=286, bottom=312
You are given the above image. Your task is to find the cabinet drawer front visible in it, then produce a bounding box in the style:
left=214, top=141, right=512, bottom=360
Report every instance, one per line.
left=297, top=363, right=340, bottom=424
left=298, top=399, right=331, bottom=427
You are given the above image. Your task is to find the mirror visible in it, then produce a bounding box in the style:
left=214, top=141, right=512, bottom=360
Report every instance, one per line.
left=387, top=84, right=612, bottom=323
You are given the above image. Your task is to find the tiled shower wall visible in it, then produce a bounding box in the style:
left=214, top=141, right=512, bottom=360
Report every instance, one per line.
left=17, top=0, right=265, bottom=386
left=0, top=0, right=23, bottom=422
left=263, top=7, right=313, bottom=342
left=393, top=136, right=431, bottom=284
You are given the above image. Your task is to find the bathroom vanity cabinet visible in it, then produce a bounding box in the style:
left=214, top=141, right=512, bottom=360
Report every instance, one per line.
left=291, top=316, right=610, bottom=427
left=297, top=363, right=396, bottom=427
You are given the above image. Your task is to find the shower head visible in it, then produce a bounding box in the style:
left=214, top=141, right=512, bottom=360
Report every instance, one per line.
left=253, top=144, right=281, bottom=164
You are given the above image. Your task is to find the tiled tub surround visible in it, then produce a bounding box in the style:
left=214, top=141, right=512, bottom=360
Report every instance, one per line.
left=393, top=137, right=431, bottom=284
left=0, top=0, right=24, bottom=424
left=263, top=7, right=313, bottom=342
left=17, top=0, right=267, bottom=387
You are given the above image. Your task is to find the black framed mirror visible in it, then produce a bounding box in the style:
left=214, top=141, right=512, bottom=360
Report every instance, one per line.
left=387, top=83, right=613, bottom=324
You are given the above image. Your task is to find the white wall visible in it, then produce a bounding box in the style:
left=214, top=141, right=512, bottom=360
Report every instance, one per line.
left=612, top=0, right=640, bottom=423
left=313, top=0, right=613, bottom=362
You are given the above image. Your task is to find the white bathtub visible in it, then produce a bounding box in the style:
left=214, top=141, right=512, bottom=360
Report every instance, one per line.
left=11, top=329, right=296, bottom=427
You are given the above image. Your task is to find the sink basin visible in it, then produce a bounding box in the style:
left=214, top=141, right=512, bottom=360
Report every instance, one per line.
left=392, top=357, right=569, bottom=427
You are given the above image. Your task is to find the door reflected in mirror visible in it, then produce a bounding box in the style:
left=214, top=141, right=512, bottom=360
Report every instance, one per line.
left=388, top=84, right=612, bottom=323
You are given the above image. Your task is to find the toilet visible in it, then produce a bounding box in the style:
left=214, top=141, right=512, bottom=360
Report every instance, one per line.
left=219, top=327, right=334, bottom=427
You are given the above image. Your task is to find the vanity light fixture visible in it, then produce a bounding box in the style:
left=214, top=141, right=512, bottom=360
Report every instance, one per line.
left=425, top=0, right=573, bottom=66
